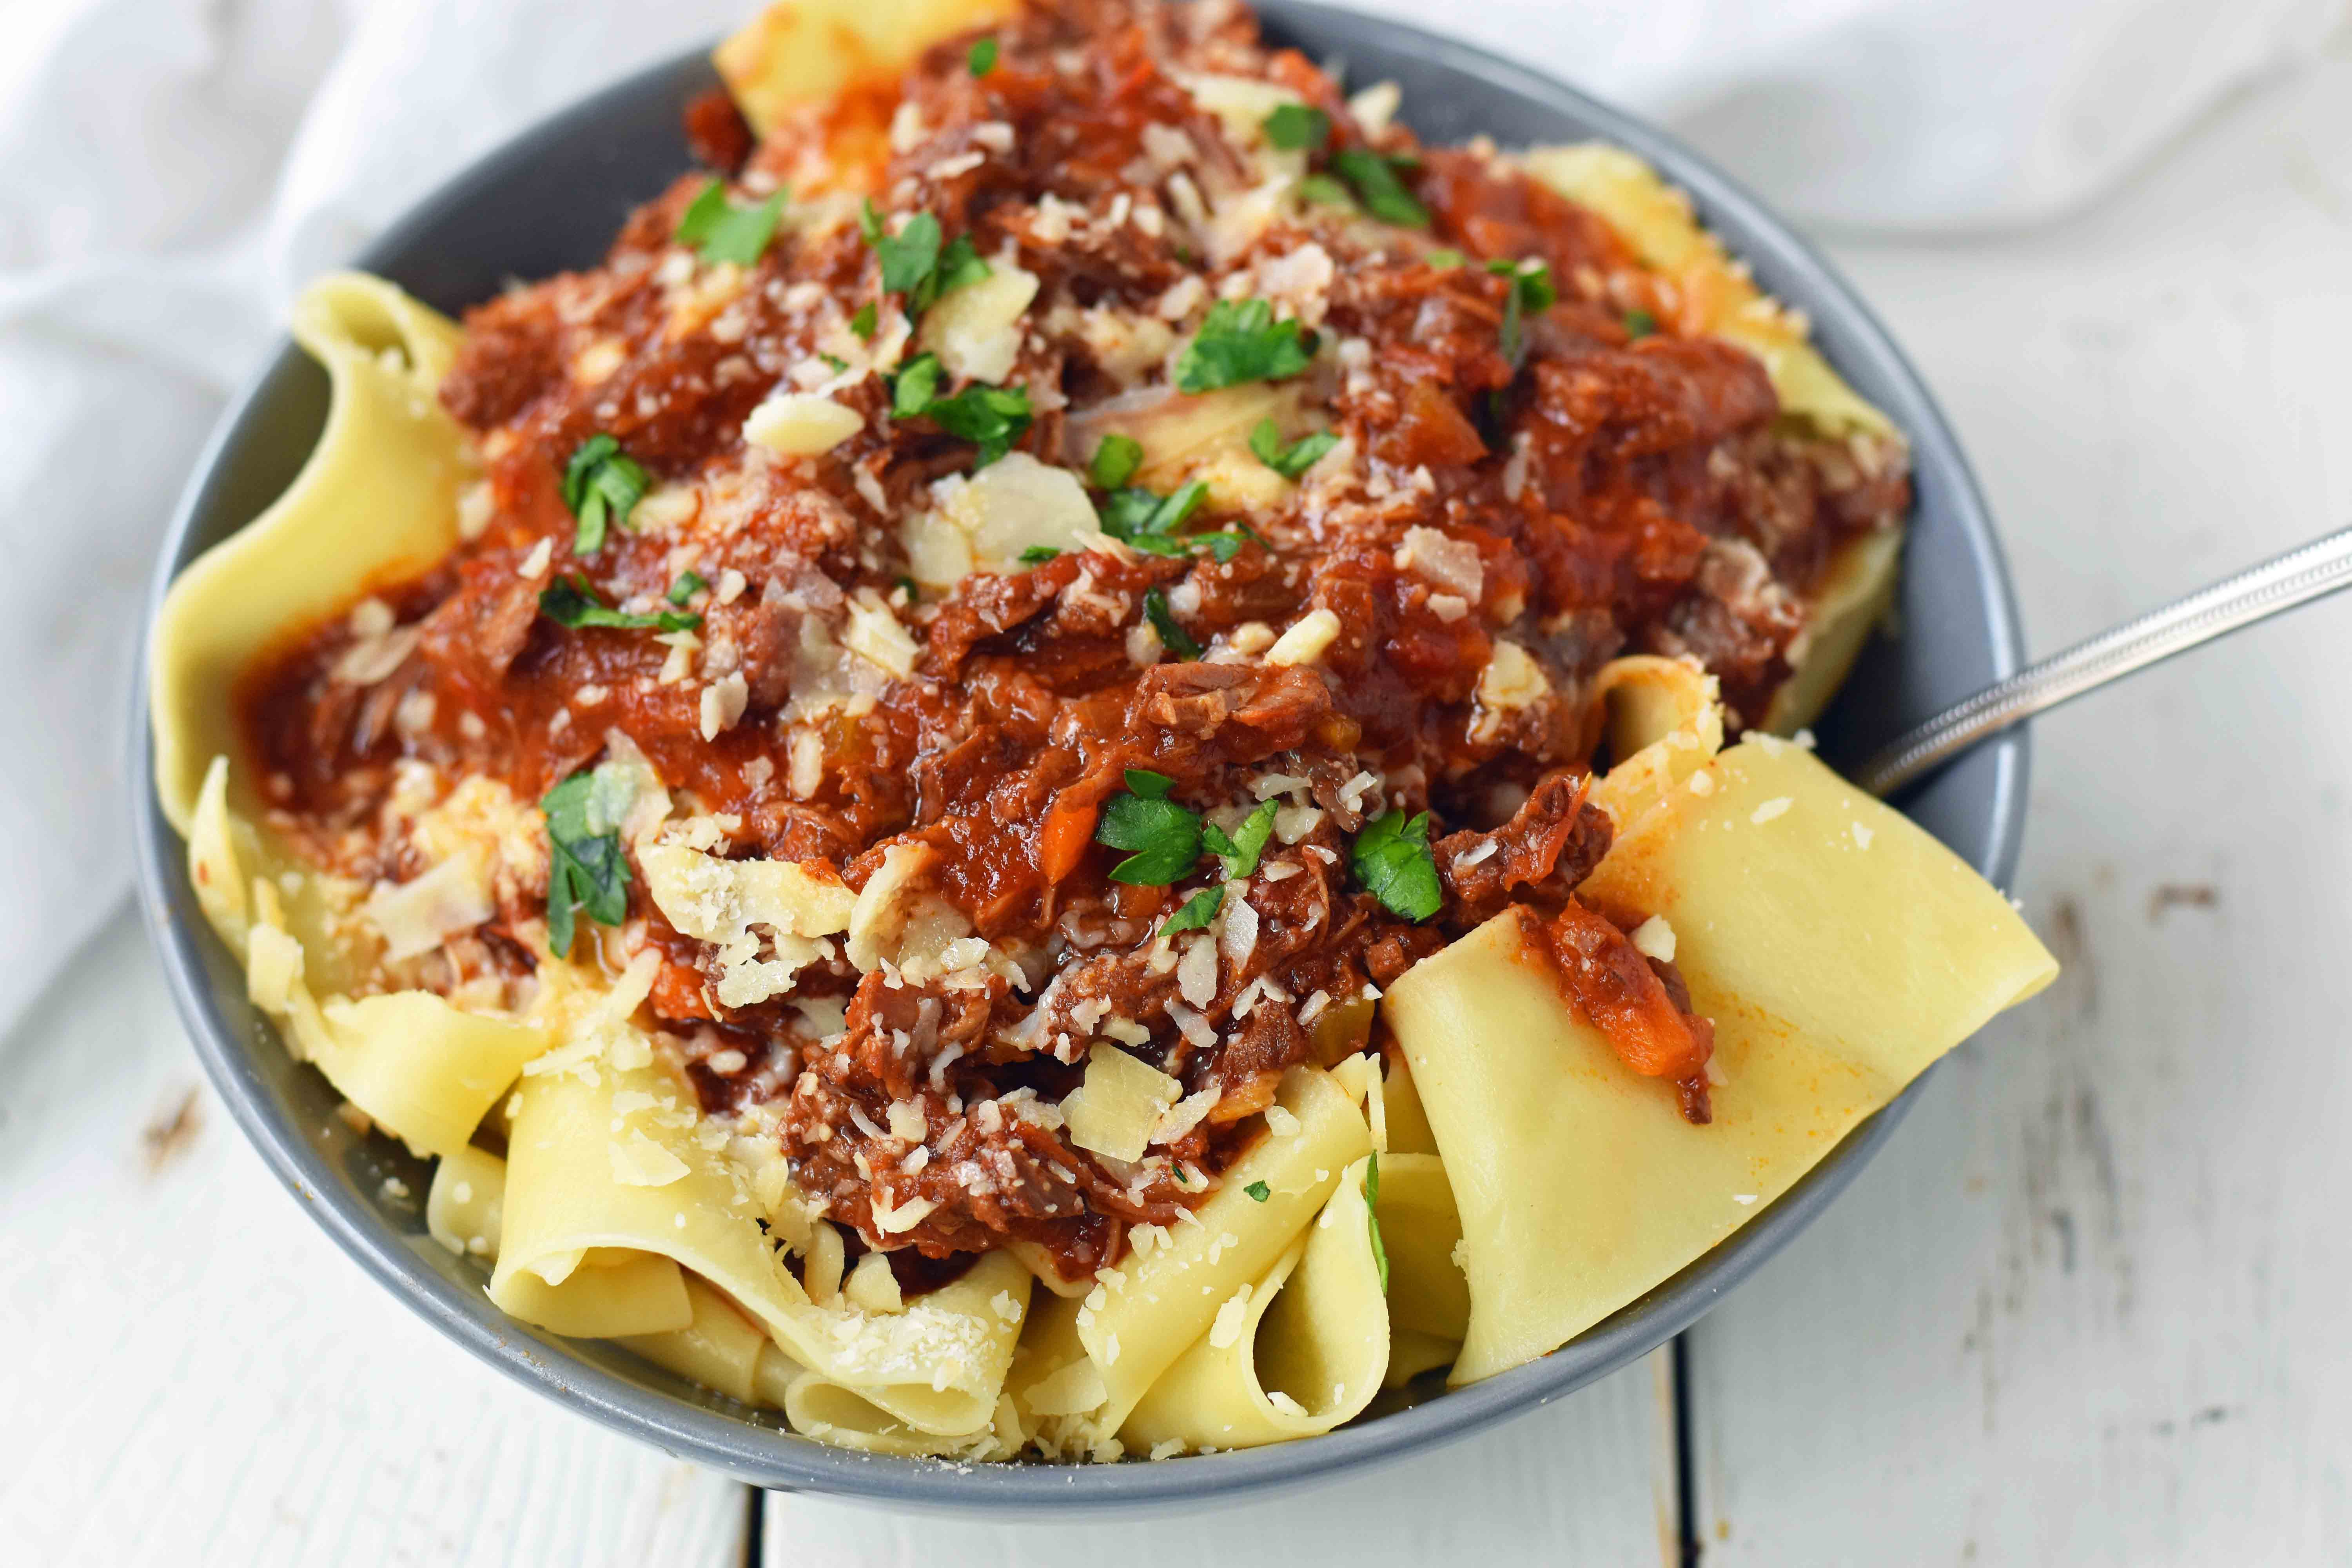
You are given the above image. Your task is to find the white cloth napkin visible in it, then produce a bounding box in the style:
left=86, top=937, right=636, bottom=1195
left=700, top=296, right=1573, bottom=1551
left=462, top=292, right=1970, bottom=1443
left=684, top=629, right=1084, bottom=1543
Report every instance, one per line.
left=0, top=0, right=2340, bottom=1036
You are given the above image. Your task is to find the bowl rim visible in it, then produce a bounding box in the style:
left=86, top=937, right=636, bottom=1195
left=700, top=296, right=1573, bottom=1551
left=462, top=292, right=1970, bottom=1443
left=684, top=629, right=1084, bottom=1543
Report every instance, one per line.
left=129, top=0, right=2030, bottom=1509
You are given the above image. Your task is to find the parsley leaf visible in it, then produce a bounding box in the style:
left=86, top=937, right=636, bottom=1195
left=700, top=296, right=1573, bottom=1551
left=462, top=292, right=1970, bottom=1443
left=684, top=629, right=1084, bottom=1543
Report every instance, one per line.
left=1158, top=885, right=1225, bottom=937
left=968, top=36, right=998, bottom=75
left=1261, top=103, right=1329, bottom=151
left=1089, top=433, right=1144, bottom=490
left=1143, top=586, right=1201, bottom=660
left=873, top=210, right=942, bottom=295
left=1492, top=257, right=1560, bottom=365
left=1018, top=545, right=1060, bottom=564
left=1248, top=417, right=1339, bottom=479
left=1351, top=809, right=1441, bottom=921
left=866, top=209, right=989, bottom=315
left=934, top=233, right=992, bottom=297
left=889, top=352, right=945, bottom=418
left=1488, top=256, right=1559, bottom=311
left=1298, top=173, right=1355, bottom=208
left=1363, top=1151, right=1389, bottom=1293
left=849, top=301, right=878, bottom=341
left=539, top=575, right=702, bottom=634
left=1096, top=775, right=1203, bottom=884
left=1174, top=298, right=1318, bottom=393
left=673, top=180, right=787, bottom=268
left=1201, top=799, right=1279, bottom=880
left=1426, top=247, right=1466, bottom=268
left=559, top=435, right=650, bottom=556
left=541, top=765, right=636, bottom=956
left=1244, top=1180, right=1271, bottom=1202
left=1098, top=477, right=1207, bottom=543
left=1096, top=478, right=1251, bottom=563
left=1623, top=307, right=1658, bottom=339
left=666, top=570, right=707, bottom=605
left=1331, top=147, right=1430, bottom=228
left=922, top=380, right=1033, bottom=466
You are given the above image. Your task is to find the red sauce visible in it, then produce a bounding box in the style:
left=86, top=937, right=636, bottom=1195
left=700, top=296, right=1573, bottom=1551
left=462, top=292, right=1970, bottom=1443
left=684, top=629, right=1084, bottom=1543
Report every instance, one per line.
left=237, top=0, right=1900, bottom=1278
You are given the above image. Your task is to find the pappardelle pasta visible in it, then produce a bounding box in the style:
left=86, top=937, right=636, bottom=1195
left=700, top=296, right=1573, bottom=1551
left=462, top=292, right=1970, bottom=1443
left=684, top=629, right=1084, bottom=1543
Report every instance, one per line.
left=151, top=0, right=2054, bottom=1463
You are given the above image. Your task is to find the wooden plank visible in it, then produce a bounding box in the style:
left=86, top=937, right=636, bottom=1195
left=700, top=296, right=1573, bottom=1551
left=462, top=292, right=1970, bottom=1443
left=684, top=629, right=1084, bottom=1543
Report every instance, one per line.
left=1688, top=58, right=2352, bottom=1564
left=764, top=1348, right=1678, bottom=1566
left=0, top=906, right=751, bottom=1568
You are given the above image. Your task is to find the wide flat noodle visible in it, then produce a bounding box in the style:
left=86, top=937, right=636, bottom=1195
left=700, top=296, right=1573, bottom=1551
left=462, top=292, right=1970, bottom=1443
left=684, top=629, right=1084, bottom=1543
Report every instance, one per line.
left=152, top=274, right=469, bottom=836
left=1385, top=737, right=2057, bottom=1385
left=310, top=992, right=548, bottom=1160
left=1517, top=144, right=1894, bottom=441
left=1120, top=1152, right=1388, bottom=1454
left=1761, top=527, right=1904, bottom=736
left=716, top=0, right=1018, bottom=138
left=782, top=1377, right=1027, bottom=1460
left=494, top=1043, right=1028, bottom=1437
left=1011, top=1065, right=1371, bottom=1455
left=618, top=1275, right=775, bottom=1404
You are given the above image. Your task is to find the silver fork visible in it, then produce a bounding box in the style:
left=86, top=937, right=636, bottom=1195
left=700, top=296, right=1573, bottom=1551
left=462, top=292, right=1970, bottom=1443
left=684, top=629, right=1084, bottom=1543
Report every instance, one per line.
left=1853, top=524, right=2352, bottom=798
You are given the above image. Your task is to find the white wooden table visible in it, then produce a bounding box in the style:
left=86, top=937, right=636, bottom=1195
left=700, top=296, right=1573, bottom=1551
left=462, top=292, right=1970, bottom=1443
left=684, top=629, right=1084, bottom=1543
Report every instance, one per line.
left=6, top=51, right=2349, bottom=1566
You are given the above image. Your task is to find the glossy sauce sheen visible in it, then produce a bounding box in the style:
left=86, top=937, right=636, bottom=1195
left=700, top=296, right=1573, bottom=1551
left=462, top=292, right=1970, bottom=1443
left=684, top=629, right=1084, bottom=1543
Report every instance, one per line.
left=240, top=0, right=1905, bottom=1283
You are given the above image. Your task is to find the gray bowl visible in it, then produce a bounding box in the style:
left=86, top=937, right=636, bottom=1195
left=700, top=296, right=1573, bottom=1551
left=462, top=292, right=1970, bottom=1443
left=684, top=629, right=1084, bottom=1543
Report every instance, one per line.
left=130, top=1, right=2028, bottom=1510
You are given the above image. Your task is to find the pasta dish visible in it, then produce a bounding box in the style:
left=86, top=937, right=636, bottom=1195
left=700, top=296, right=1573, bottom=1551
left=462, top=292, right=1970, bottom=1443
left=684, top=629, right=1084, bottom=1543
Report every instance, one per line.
left=148, top=0, right=2056, bottom=1461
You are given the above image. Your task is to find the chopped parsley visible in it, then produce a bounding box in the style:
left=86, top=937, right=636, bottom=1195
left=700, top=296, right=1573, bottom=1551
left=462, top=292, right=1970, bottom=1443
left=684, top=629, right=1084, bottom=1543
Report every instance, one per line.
left=1351, top=809, right=1442, bottom=921
left=1096, top=477, right=1251, bottom=563
left=1018, top=545, right=1061, bottom=564
left=887, top=353, right=1033, bottom=465
left=863, top=205, right=990, bottom=314
left=1261, top=103, right=1329, bottom=151
left=1298, top=174, right=1355, bottom=208
left=1203, top=799, right=1278, bottom=880
left=1426, top=247, right=1466, bottom=269
left=539, top=575, right=702, bottom=634
left=1248, top=417, right=1339, bottom=479
left=1174, top=298, right=1318, bottom=393
left=1089, top=433, right=1144, bottom=490
left=673, top=180, right=787, bottom=268
left=1244, top=1180, right=1272, bottom=1202
left=541, top=765, right=635, bottom=956
left=1330, top=147, right=1429, bottom=228
left=560, top=434, right=650, bottom=555
left=1492, top=257, right=1559, bottom=363
left=1488, top=256, right=1559, bottom=310
left=849, top=301, right=878, bottom=341
left=1099, top=477, right=1207, bottom=541
left=1624, top=307, right=1658, bottom=339
left=1363, top=1151, right=1389, bottom=1293
left=1158, top=885, right=1225, bottom=937
left=968, top=36, right=998, bottom=75
left=1142, top=586, right=1201, bottom=660
left=666, top=570, right=707, bottom=605
left=1095, top=769, right=1203, bottom=885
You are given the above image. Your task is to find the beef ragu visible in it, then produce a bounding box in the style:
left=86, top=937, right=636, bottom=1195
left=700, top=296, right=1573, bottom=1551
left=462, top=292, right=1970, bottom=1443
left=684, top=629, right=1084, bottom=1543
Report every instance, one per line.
left=236, top=0, right=1906, bottom=1288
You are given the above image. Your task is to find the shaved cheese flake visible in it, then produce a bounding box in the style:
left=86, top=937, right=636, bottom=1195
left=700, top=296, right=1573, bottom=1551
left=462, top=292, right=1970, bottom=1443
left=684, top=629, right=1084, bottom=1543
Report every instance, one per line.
left=362, top=853, right=494, bottom=961
left=1265, top=607, right=1341, bottom=667
left=610, top=1134, right=689, bottom=1187
left=842, top=591, right=918, bottom=679
left=1629, top=915, right=1677, bottom=963
left=1477, top=641, right=1550, bottom=711
left=925, top=452, right=1098, bottom=579
left=916, top=260, right=1040, bottom=384
left=1063, top=1045, right=1182, bottom=1163
left=744, top=389, right=864, bottom=456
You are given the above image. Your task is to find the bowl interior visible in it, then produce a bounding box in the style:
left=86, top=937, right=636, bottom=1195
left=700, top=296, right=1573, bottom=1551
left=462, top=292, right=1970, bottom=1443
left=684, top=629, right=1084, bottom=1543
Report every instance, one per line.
left=132, top=0, right=2027, bottom=1510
